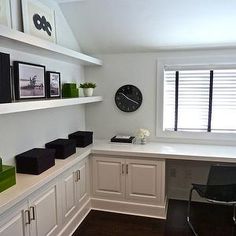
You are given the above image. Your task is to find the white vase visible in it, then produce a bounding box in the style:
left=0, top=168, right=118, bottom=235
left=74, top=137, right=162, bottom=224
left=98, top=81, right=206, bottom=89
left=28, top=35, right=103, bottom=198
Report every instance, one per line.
left=140, top=137, right=146, bottom=144
left=83, top=88, right=94, bottom=97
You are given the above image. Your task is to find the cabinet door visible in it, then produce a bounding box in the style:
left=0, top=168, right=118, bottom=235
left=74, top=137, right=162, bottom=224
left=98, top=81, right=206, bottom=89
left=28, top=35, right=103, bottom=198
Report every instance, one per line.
left=0, top=201, right=29, bottom=236
left=75, top=159, right=89, bottom=207
left=61, top=167, right=77, bottom=222
left=92, top=156, right=125, bottom=199
left=125, top=159, right=165, bottom=204
left=30, top=183, right=60, bottom=236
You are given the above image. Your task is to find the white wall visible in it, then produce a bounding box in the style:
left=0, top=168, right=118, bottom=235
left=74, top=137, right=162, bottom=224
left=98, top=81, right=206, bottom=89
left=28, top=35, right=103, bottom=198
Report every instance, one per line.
left=85, top=53, right=158, bottom=138
left=0, top=106, right=85, bottom=165
left=0, top=1, right=85, bottom=165
left=85, top=48, right=236, bottom=200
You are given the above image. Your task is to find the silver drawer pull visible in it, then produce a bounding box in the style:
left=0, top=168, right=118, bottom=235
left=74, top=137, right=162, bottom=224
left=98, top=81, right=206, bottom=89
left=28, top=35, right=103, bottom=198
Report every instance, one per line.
left=74, top=171, right=78, bottom=182
left=30, top=206, right=35, bottom=220
left=122, top=164, right=125, bottom=174
left=24, top=210, right=31, bottom=225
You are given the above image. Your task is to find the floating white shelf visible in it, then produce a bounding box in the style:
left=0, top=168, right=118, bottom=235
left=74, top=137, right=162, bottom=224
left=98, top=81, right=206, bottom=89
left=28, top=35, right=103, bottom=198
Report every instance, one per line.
left=0, top=96, right=103, bottom=115
left=0, top=25, right=102, bottom=66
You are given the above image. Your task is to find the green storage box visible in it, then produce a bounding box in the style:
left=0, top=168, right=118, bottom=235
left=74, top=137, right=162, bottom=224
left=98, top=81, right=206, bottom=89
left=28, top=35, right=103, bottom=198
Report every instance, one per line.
left=0, top=165, right=16, bottom=193
left=63, top=83, right=77, bottom=90
left=0, top=158, right=2, bottom=172
left=62, top=83, right=79, bottom=98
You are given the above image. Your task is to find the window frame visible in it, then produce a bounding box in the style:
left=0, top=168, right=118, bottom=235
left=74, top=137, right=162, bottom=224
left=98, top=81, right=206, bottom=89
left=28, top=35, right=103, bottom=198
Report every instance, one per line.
left=156, top=56, right=236, bottom=145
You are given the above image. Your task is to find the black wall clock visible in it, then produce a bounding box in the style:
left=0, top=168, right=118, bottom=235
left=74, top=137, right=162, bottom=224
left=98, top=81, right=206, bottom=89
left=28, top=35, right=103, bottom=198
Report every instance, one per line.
left=115, top=84, right=143, bottom=112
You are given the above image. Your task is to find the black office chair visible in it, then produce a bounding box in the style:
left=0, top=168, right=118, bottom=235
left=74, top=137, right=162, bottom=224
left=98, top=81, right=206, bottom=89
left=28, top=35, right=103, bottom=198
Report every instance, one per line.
left=187, top=165, right=236, bottom=236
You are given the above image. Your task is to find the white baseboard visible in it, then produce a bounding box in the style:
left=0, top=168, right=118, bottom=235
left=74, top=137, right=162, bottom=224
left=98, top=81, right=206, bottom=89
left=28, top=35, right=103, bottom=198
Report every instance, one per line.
left=90, top=198, right=168, bottom=219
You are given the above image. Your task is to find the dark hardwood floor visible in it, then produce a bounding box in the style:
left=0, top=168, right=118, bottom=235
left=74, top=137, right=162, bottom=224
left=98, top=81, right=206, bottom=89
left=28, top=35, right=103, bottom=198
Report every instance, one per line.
left=72, top=200, right=236, bottom=236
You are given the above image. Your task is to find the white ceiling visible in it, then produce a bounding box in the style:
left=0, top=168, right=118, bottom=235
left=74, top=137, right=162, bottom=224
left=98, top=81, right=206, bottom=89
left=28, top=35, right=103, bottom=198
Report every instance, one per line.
left=58, top=0, right=236, bottom=54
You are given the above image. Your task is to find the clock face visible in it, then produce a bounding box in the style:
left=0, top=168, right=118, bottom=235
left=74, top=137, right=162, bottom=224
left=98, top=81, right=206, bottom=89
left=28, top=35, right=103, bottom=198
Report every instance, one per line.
left=115, top=85, right=143, bottom=112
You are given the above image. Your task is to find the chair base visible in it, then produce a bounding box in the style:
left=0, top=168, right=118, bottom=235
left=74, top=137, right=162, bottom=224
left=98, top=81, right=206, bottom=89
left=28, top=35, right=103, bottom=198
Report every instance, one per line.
left=187, top=187, right=236, bottom=236
left=187, top=187, right=199, bottom=236
left=187, top=216, right=198, bottom=236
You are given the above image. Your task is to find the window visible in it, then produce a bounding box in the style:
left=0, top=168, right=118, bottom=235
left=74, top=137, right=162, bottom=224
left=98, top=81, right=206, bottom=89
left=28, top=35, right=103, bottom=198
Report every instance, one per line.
left=164, top=67, right=236, bottom=133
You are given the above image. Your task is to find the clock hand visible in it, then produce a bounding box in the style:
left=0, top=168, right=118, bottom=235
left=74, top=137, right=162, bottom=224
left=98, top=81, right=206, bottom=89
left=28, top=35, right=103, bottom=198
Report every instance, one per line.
left=118, top=92, right=139, bottom=105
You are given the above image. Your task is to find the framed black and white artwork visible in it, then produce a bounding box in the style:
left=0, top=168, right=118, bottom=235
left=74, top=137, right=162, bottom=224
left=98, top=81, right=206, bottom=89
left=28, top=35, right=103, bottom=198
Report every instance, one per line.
left=13, top=61, right=46, bottom=100
left=21, top=0, right=56, bottom=43
left=0, top=0, right=12, bottom=27
left=46, top=71, right=61, bottom=98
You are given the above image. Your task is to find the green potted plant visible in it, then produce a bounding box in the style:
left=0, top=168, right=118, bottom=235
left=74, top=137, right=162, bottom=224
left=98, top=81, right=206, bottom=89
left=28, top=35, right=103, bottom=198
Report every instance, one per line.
left=80, top=82, right=96, bottom=97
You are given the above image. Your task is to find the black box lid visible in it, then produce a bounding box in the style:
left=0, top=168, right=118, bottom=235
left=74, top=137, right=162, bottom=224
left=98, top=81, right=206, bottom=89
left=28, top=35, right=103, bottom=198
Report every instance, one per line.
left=45, top=138, right=76, bottom=148
left=69, top=131, right=93, bottom=136
left=16, top=148, right=55, bottom=159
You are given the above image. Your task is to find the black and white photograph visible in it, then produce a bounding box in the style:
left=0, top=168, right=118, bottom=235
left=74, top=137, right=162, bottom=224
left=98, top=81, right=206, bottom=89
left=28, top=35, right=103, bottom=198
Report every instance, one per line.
left=46, top=71, right=61, bottom=98
left=21, top=0, right=56, bottom=42
left=14, top=61, right=46, bottom=100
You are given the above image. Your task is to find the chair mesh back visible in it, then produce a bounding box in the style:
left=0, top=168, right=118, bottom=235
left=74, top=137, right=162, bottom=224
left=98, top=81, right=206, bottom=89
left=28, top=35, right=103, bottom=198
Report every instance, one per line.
left=206, top=165, right=236, bottom=202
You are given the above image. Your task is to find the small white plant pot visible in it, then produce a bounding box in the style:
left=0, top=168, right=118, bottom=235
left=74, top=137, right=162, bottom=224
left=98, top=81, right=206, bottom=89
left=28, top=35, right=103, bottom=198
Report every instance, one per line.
left=83, top=88, right=94, bottom=97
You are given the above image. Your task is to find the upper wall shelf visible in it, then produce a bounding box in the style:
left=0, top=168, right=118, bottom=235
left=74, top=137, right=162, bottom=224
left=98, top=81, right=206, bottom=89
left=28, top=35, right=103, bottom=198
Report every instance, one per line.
left=0, top=96, right=103, bottom=115
left=0, top=25, right=102, bottom=66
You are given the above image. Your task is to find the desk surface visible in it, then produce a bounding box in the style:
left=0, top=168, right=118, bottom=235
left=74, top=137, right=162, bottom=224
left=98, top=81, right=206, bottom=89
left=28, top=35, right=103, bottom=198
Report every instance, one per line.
left=92, top=140, right=236, bottom=163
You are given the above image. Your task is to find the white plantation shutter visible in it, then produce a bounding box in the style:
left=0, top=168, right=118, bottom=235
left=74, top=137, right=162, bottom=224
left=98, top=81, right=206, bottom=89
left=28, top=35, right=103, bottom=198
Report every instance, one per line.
left=211, top=69, right=236, bottom=132
left=164, top=70, right=175, bottom=130
left=178, top=70, right=210, bottom=131
left=164, top=67, right=236, bottom=133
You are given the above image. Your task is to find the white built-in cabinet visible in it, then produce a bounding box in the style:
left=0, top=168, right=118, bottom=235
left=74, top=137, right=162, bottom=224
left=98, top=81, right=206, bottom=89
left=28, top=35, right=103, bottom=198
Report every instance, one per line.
left=29, top=183, right=60, bottom=236
left=0, top=154, right=167, bottom=236
left=0, top=179, right=59, bottom=236
left=92, top=156, right=166, bottom=205
left=0, top=201, right=28, bottom=236
left=61, top=158, right=89, bottom=223
left=0, top=156, right=90, bottom=236
left=125, top=159, right=164, bottom=204
left=92, top=157, right=125, bottom=199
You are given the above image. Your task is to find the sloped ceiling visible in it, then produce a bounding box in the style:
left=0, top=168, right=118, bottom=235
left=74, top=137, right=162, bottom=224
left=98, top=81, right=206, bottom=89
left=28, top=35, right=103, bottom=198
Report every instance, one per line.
left=58, top=0, right=236, bottom=54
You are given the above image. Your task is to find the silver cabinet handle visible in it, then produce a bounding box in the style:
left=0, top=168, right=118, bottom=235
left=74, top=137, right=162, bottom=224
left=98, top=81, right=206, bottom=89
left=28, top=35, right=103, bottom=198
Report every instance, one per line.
left=24, top=210, right=31, bottom=225
left=73, top=171, right=78, bottom=182
left=74, top=170, right=80, bottom=182
left=126, top=164, right=128, bottom=174
left=30, top=206, right=35, bottom=221
left=122, top=164, right=125, bottom=174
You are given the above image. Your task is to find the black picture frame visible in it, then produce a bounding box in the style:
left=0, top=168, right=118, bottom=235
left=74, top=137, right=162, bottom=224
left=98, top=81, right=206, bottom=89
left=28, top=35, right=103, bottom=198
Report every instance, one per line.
left=46, top=71, right=61, bottom=98
left=0, top=52, right=11, bottom=103
left=13, top=61, right=46, bottom=100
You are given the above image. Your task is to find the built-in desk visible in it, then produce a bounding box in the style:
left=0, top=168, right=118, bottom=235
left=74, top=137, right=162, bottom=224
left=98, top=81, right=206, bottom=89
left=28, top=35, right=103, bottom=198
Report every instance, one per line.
left=90, top=140, right=236, bottom=219
left=92, top=140, right=236, bottom=163
left=0, top=140, right=236, bottom=235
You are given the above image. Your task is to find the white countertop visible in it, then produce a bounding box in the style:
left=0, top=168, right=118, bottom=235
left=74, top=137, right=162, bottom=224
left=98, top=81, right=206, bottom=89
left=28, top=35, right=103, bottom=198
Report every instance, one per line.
left=1, top=139, right=236, bottom=215
left=92, top=140, right=236, bottom=163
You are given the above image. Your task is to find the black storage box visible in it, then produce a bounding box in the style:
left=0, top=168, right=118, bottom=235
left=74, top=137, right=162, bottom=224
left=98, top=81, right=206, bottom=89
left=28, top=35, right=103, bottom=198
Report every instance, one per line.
left=68, top=131, right=93, bottom=147
left=15, top=148, right=55, bottom=175
left=45, top=138, right=76, bottom=159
